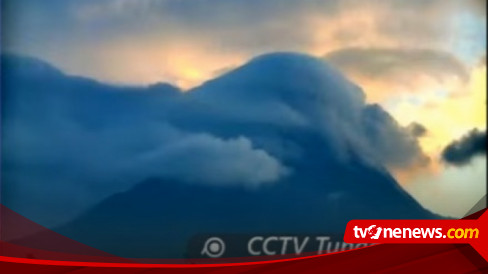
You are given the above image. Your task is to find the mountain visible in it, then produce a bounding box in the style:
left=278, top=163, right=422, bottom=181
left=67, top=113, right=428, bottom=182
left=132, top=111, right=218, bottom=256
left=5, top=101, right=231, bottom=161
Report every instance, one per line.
left=2, top=53, right=438, bottom=258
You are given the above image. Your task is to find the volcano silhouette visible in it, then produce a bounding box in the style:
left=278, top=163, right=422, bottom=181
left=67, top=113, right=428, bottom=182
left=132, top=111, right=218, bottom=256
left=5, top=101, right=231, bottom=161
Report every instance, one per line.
left=2, top=53, right=439, bottom=258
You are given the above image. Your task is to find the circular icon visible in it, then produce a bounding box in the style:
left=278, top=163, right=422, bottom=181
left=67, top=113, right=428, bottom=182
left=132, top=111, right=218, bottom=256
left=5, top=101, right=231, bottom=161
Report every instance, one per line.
left=201, top=237, right=226, bottom=258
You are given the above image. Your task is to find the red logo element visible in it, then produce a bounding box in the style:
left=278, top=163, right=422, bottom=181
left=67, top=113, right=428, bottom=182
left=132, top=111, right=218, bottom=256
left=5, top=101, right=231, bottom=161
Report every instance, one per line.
left=344, top=209, right=488, bottom=261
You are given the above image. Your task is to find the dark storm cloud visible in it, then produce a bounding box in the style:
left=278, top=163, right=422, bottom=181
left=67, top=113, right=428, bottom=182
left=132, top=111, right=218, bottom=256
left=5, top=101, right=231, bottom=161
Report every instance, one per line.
left=442, top=129, right=487, bottom=166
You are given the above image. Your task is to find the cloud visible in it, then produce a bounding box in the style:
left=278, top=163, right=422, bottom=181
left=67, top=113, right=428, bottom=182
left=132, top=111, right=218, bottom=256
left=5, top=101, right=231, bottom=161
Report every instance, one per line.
left=1, top=54, right=287, bottom=189
left=2, top=0, right=484, bottom=88
left=1, top=54, right=290, bottom=225
left=1, top=53, right=432, bottom=228
left=325, top=47, right=468, bottom=83
left=360, top=105, right=430, bottom=169
left=186, top=53, right=429, bottom=170
left=325, top=47, right=468, bottom=101
left=135, top=134, right=290, bottom=187
left=442, top=129, right=486, bottom=166
left=407, top=122, right=428, bottom=138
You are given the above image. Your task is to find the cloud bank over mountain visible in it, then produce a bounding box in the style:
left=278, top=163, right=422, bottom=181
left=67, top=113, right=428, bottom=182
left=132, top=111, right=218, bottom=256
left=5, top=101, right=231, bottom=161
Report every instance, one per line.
left=1, top=53, right=436, bottom=257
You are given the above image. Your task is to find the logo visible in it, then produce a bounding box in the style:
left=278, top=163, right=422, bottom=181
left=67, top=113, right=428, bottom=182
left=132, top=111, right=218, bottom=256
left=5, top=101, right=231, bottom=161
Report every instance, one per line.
left=344, top=215, right=487, bottom=261
left=201, top=237, right=226, bottom=258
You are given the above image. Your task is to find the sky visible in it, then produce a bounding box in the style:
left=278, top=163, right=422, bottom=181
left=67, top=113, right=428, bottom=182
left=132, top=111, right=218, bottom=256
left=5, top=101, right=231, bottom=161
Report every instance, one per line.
left=1, top=0, right=486, bottom=218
